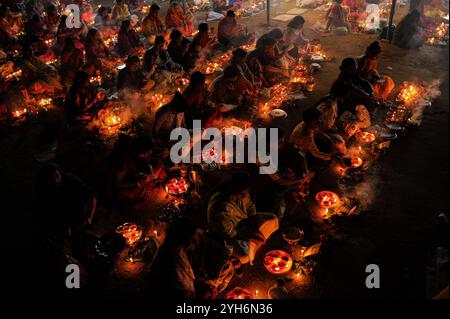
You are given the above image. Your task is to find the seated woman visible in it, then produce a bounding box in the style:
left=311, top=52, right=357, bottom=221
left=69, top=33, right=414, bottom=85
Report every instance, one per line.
left=290, top=107, right=335, bottom=170
left=183, top=23, right=217, bottom=70
left=111, top=0, right=130, bottom=25
left=143, top=35, right=183, bottom=86
left=191, top=22, right=216, bottom=52
left=183, top=71, right=209, bottom=128
left=247, top=37, right=289, bottom=87
left=165, top=1, right=186, bottom=31
left=326, top=0, right=352, bottom=33
left=0, top=5, right=24, bottom=38
left=330, top=57, right=374, bottom=114
left=104, top=135, right=150, bottom=207
left=142, top=3, right=165, bottom=44
left=357, top=41, right=395, bottom=100
left=167, top=29, right=190, bottom=66
left=35, top=163, right=97, bottom=236
left=338, top=104, right=371, bottom=140
left=43, top=3, right=60, bottom=35
left=230, top=48, right=259, bottom=88
left=265, top=129, right=313, bottom=216
left=257, top=28, right=294, bottom=64
left=207, top=172, right=279, bottom=265
left=315, top=81, right=350, bottom=132
left=153, top=92, right=187, bottom=145
left=218, top=10, right=255, bottom=49
left=208, top=65, right=253, bottom=124
left=60, top=36, right=85, bottom=85
left=117, top=19, right=143, bottom=57
left=117, top=55, right=154, bottom=94
left=392, top=10, right=425, bottom=49
left=64, top=70, right=99, bottom=124
left=284, top=15, right=310, bottom=59
left=145, top=217, right=200, bottom=299
left=17, top=45, right=62, bottom=95
left=84, top=28, right=116, bottom=73
left=56, top=15, right=83, bottom=53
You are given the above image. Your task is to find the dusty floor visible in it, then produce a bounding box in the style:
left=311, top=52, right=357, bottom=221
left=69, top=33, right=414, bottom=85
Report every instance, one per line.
left=2, top=1, right=448, bottom=298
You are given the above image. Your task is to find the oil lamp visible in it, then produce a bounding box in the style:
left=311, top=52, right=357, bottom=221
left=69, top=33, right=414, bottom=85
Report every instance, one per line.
left=116, top=223, right=142, bottom=246
left=12, top=108, right=27, bottom=118
left=356, top=131, right=376, bottom=143
left=263, top=250, right=293, bottom=274
left=174, top=78, right=190, bottom=86
left=164, top=177, right=189, bottom=196
left=38, top=98, right=52, bottom=107
left=315, top=191, right=339, bottom=208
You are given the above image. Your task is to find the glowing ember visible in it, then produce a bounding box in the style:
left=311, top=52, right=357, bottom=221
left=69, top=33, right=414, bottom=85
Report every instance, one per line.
left=315, top=191, right=339, bottom=208
left=165, top=177, right=189, bottom=196
left=104, top=114, right=121, bottom=127
left=116, top=223, right=142, bottom=246
left=12, top=108, right=27, bottom=118
left=225, top=287, right=253, bottom=299
left=356, top=131, right=376, bottom=143
left=264, top=250, right=293, bottom=274
left=396, top=82, right=422, bottom=106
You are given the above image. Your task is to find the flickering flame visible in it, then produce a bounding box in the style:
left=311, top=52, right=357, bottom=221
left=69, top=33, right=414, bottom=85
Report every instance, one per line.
left=90, top=75, right=103, bottom=85
left=356, top=131, right=376, bottom=143
left=315, top=191, right=339, bottom=208
left=396, top=82, right=422, bottom=106
left=5, top=69, right=22, bottom=81
left=263, top=250, right=293, bottom=274
left=38, top=98, right=52, bottom=107
left=45, top=58, right=59, bottom=65
left=13, top=108, right=27, bottom=117
left=104, top=114, right=121, bottom=127
left=165, top=177, right=189, bottom=196
left=45, top=38, right=55, bottom=46
left=116, top=223, right=142, bottom=246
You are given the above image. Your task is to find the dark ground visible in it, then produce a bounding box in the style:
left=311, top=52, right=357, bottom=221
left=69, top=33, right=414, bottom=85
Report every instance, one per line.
left=1, top=1, right=448, bottom=298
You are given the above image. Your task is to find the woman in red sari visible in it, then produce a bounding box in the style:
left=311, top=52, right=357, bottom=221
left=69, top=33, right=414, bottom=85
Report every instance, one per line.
left=165, top=1, right=186, bottom=30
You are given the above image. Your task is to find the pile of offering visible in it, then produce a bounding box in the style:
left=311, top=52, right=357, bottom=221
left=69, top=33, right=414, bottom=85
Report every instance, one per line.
left=116, top=223, right=143, bottom=246
left=263, top=250, right=293, bottom=274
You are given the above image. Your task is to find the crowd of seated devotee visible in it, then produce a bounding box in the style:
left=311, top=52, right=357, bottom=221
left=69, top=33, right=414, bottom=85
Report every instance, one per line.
left=0, top=0, right=405, bottom=298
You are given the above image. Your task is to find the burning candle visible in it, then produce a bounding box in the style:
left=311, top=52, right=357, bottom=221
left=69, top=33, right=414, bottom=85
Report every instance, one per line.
left=116, top=223, right=143, bottom=246
left=38, top=98, right=52, bottom=107
left=164, top=177, right=189, bottom=196
left=13, top=108, right=27, bottom=118
left=356, top=131, right=376, bottom=144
